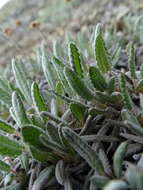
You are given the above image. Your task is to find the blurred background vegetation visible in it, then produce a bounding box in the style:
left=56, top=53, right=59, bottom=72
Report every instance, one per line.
left=0, top=0, right=142, bottom=66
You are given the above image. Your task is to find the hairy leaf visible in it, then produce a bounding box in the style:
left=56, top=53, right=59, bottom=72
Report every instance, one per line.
left=70, top=103, right=86, bottom=122
left=91, top=175, right=110, bottom=188
left=0, top=134, right=22, bottom=157
left=32, top=166, right=54, bottom=190
left=12, top=92, right=30, bottom=126
left=64, top=67, right=94, bottom=101
left=89, top=66, right=107, bottom=91
left=103, top=180, right=128, bottom=190
left=107, top=77, right=116, bottom=94
left=120, top=73, right=133, bottom=110
left=126, top=164, right=143, bottom=190
left=0, top=119, right=15, bottom=134
left=55, top=160, right=65, bottom=185
left=52, top=56, right=73, bottom=94
left=30, top=146, right=58, bottom=162
left=22, top=125, right=45, bottom=150
left=31, top=82, right=47, bottom=114
left=40, top=135, right=66, bottom=155
left=12, top=59, right=32, bottom=104
left=113, top=141, right=128, bottom=178
left=0, top=88, right=11, bottom=105
left=62, top=127, right=104, bottom=174
left=0, top=160, right=11, bottom=172
left=46, top=122, right=61, bottom=145
left=0, top=183, right=22, bottom=190
left=127, top=43, right=137, bottom=79
left=69, top=42, right=83, bottom=78
left=95, top=34, right=111, bottom=73
left=42, top=47, right=56, bottom=90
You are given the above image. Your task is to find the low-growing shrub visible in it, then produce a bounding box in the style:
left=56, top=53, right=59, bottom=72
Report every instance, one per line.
left=0, top=24, right=142, bottom=190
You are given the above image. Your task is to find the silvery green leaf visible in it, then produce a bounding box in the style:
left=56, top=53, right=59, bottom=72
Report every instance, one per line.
left=113, top=141, right=128, bottom=178
left=12, top=58, right=32, bottom=104
left=62, top=127, right=104, bottom=174
left=52, top=56, right=73, bottom=94
left=68, top=42, right=83, bottom=78
left=0, top=134, right=22, bottom=157
left=40, top=134, right=66, bottom=155
left=22, top=125, right=45, bottom=150
left=41, top=46, right=56, bottom=90
left=64, top=180, right=73, bottom=190
left=112, top=46, right=121, bottom=66
left=121, top=109, right=143, bottom=135
left=0, top=183, right=22, bottom=190
left=58, top=127, right=76, bottom=158
left=31, top=82, right=47, bottom=114
left=93, top=23, right=103, bottom=48
left=140, top=64, right=143, bottom=78
left=53, top=40, right=65, bottom=59
left=91, top=175, right=110, bottom=188
left=41, top=111, right=69, bottom=126
left=0, top=88, right=11, bottom=105
left=127, top=43, right=137, bottom=79
left=103, top=180, right=128, bottom=190
left=46, top=122, right=61, bottom=144
left=89, top=66, right=107, bottom=92
left=32, top=166, right=54, bottom=190
left=121, top=109, right=140, bottom=126
left=136, top=79, right=143, bottom=93
left=64, top=67, right=94, bottom=101
left=9, top=107, right=17, bottom=124
left=0, top=77, right=11, bottom=94
left=0, top=160, right=11, bottom=172
left=12, top=92, right=30, bottom=126
left=126, top=164, right=143, bottom=190
left=120, top=73, right=134, bottom=110
left=19, top=152, right=29, bottom=171
left=50, top=98, right=58, bottom=116
left=30, top=145, right=58, bottom=162
left=8, top=82, right=25, bottom=100
left=55, top=160, right=65, bottom=185
left=137, top=154, right=143, bottom=169
left=3, top=173, right=13, bottom=187
left=0, top=119, right=15, bottom=134
left=107, top=77, right=116, bottom=94
left=70, top=103, right=86, bottom=122
left=95, top=34, right=111, bottom=73
left=31, top=114, right=45, bottom=129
